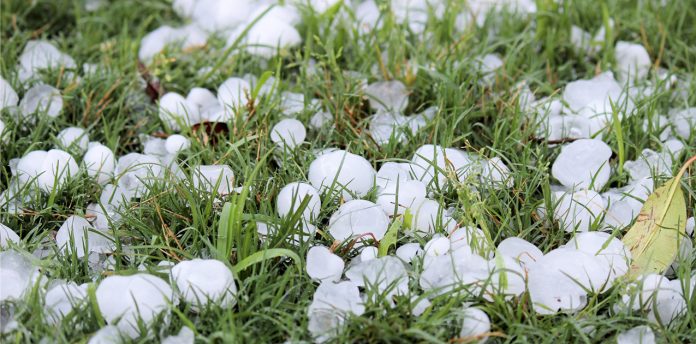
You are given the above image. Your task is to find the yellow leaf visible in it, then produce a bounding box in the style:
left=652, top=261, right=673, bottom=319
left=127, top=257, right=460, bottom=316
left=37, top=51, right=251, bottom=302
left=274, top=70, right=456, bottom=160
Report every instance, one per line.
left=622, top=176, right=686, bottom=277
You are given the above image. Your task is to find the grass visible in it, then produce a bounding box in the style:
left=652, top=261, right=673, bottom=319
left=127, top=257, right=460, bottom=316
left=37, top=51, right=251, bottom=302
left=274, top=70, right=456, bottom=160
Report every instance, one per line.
left=1, top=0, right=695, bottom=343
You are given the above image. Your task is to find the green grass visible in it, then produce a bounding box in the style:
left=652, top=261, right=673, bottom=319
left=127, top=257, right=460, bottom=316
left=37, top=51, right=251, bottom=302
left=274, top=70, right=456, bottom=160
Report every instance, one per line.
left=1, top=0, right=695, bottom=343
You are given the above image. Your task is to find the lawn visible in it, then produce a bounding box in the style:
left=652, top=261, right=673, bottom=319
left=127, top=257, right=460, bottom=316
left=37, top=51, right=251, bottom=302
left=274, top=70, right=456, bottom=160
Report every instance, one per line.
left=0, top=0, right=695, bottom=343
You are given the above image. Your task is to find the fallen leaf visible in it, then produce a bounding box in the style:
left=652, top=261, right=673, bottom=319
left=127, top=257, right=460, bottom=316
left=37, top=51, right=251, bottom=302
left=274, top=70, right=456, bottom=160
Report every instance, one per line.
left=622, top=155, right=695, bottom=277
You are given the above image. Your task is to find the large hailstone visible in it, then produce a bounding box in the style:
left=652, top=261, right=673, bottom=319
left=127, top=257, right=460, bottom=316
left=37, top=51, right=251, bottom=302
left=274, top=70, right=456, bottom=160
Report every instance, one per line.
left=217, top=77, right=252, bottom=114
left=0, top=76, right=19, bottom=111
left=276, top=182, right=321, bottom=221
left=0, top=250, right=41, bottom=302
left=192, top=165, right=235, bottom=196
left=614, top=41, right=651, bottom=82
left=617, top=326, right=655, bottom=344
left=459, top=307, right=491, bottom=342
left=0, top=223, right=20, bottom=248
left=57, top=127, right=89, bottom=152
left=345, top=256, right=408, bottom=298
left=552, top=190, right=606, bottom=232
left=364, top=80, right=408, bottom=112
left=486, top=255, right=527, bottom=299
left=376, top=162, right=414, bottom=189
left=496, top=237, right=543, bottom=266
left=564, top=232, right=631, bottom=280
left=226, top=13, right=301, bottom=58
left=527, top=248, right=613, bottom=314
left=18, top=40, right=76, bottom=82
left=376, top=179, right=426, bottom=216
left=96, top=273, right=176, bottom=338
left=551, top=139, right=612, bottom=190
left=270, top=118, right=306, bottom=149
left=56, top=215, right=114, bottom=258
left=115, top=153, right=163, bottom=197
left=19, top=84, right=63, bottom=120
left=306, top=246, right=344, bottom=282
left=162, top=327, right=195, bottom=344
left=16, top=149, right=79, bottom=193
left=44, top=281, right=88, bottom=324
left=410, top=198, right=455, bottom=236
left=171, top=259, right=237, bottom=309
left=308, top=150, right=376, bottom=199
left=669, top=108, right=695, bottom=139
left=83, top=143, right=116, bottom=185
left=328, top=200, right=389, bottom=241
left=307, top=281, right=365, bottom=342
left=158, top=92, right=200, bottom=130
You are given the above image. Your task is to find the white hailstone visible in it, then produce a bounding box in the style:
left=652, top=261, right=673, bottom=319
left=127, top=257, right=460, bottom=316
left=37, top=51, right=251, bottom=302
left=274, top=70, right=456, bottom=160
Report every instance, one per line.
left=96, top=273, right=176, bottom=338
left=328, top=200, right=390, bottom=241
left=376, top=179, right=427, bottom=216
left=391, top=0, right=429, bottom=33
left=601, top=189, right=643, bottom=230
left=480, top=157, right=513, bottom=189
left=616, top=275, right=688, bottom=325
left=551, top=139, right=612, bottom=190
left=173, top=0, right=196, bottom=18
left=686, top=217, right=694, bottom=237
left=565, top=232, right=631, bottom=280
left=661, top=139, right=684, bottom=157
left=186, top=87, right=218, bottom=110
left=19, top=84, right=63, bottom=120
left=355, top=0, right=381, bottom=33
left=411, top=296, right=431, bottom=316
left=18, top=40, right=76, bottom=82
left=642, top=115, right=670, bottom=141
left=276, top=182, right=321, bottom=221
left=359, top=246, right=378, bottom=262
left=0, top=223, right=20, bottom=248
left=0, top=250, right=41, bottom=302
left=424, top=236, right=451, bottom=257
left=0, top=76, right=19, bottom=110
left=115, top=153, right=163, bottom=197
left=624, top=149, right=673, bottom=181
left=376, top=162, right=414, bottom=189
left=450, top=226, right=493, bottom=257
left=396, top=243, right=423, bottom=263
left=138, top=26, right=176, bottom=62
left=307, top=281, right=365, bottom=341
left=0, top=119, right=6, bottom=143
left=496, top=237, right=543, bottom=266
left=165, top=135, right=191, bottom=155
left=570, top=26, right=592, bottom=53
left=308, top=149, right=376, bottom=199
left=459, top=307, right=491, bottom=342
left=553, top=190, right=606, bottom=232
left=364, top=80, right=408, bottom=112
left=486, top=255, right=527, bottom=298
left=158, top=92, right=200, bottom=131
left=16, top=149, right=78, bottom=193
left=87, top=202, right=122, bottom=231
left=345, top=256, right=408, bottom=298
left=669, top=107, right=695, bottom=139
left=225, top=13, right=301, bottom=58
left=410, top=199, right=454, bottom=236
left=171, top=259, right=237, bottom=309
left=615, top=41, right=651, bottom=82
left=83, top=143, right=116, bottom=185
left=44, top=281, right=88, bottom=324
left=617, top=326, right=655, bottom=344
left=192, top=165, right=235, bottom=196
left=563, top=71, right=623, bottom=114
left=477, top=54, right=503, bottom=85
left=88, top=325, right=123, bottom=344
left=528, top=247, right=614, bottom=314
left=536, top=114, right=591, bottom=141
left=410, top=144, right=448, bottom=187
left=162, top=327, right=195, bottom=344
left=270, top=118, right=306, bottom=149
left=309, top=110, right=333, bottom=129
left=419, top=248, right=490, bottom=295
left=56, top=215, right=114, bottom=258
left=57, top=127, right=89, bottom=152
left=306, top=246, right=345, bottom=282
left=192, top=0, right=251, bottom=32
left=217, top=77, right=252, bottom=113
left=368, top=111, right=408, bottom=145
left=303, top=0, right=344, bottom=14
